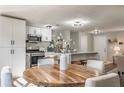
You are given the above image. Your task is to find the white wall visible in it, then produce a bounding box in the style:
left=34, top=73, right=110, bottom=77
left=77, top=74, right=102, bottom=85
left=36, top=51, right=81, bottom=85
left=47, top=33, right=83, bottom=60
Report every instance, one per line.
left=93, top=31, right=124, bottom=61
left=106, top=31, right=124, bottom=61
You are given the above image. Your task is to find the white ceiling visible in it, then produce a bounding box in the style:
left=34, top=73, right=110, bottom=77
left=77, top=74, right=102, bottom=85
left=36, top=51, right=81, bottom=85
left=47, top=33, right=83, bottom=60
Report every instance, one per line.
left=0, top=5, right=124, bottom=32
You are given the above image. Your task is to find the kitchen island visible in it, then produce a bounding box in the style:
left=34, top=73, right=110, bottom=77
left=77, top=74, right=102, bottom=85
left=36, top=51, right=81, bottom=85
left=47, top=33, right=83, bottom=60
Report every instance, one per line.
left=70, top=52, right=99, bottom=61
left=45, top=51, right=99, bottom=64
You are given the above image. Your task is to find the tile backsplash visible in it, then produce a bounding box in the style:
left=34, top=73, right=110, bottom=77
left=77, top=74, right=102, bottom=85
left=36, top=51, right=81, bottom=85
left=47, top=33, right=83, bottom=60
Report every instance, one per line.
left=26, top=42, right=49, bottom=50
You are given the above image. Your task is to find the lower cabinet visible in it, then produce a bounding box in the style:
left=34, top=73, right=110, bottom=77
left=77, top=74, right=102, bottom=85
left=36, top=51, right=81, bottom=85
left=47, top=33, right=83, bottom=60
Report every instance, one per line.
left=0, top=48, right=25, bottom=77
left=0, top=48, right=12, bottom=73
left=12, top=48, right=26, bottom=77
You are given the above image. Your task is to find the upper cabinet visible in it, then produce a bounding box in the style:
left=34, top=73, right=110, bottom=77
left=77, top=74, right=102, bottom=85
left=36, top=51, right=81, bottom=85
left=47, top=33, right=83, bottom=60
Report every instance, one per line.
left=13, top=19, right=26, bottom=48
left=41, top=28, right=52, bottom=41
left=0, top=17, right=13, bottom=47
left=27, top=26, right=52, bottom=42
left=0, top=16, right=26, bottom=48
left=27, top=26, right=42, bottom=36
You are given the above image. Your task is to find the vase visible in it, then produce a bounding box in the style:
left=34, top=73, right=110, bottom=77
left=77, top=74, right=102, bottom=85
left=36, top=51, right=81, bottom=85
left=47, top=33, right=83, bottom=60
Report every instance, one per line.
left=60, top=54, right=67, bottom=70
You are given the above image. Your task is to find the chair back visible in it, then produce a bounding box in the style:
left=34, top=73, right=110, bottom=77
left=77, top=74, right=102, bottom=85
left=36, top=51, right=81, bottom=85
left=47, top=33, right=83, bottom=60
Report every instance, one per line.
left=116, top=55, right=124, bottom=74
left=87, top=60, right=105, bottom=74
left=1, top=66, right=13, bottom=87
left=38, top=58, right=55, bottom=66
left=85, top=73, right=120, bottom=87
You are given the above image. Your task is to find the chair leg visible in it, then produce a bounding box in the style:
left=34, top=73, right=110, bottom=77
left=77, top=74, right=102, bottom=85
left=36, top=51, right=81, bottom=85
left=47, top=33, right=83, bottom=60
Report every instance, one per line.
left=122, top=72, right=124, bottom=75
left=118, top=71, right=120, bottom=77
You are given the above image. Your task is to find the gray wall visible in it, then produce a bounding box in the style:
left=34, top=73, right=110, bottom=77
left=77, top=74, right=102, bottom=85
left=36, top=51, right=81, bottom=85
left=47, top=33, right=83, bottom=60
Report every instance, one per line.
left=70, top=31, right=94, bottom=52
left=70, top=32, right=80, bottom=51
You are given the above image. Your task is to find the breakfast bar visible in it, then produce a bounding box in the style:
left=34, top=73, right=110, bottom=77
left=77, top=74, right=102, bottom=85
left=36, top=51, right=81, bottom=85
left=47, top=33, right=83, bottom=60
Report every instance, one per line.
left=44, top=52, right=99, bottom=64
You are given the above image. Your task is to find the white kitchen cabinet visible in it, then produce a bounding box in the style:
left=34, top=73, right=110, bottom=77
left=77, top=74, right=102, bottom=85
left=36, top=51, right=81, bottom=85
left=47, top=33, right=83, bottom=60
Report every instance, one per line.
left=28, top=26, right=42, bottom=36
left=0, top=48, right=12, bottom=72
left=0, top=16, right=26, bottom=77
left=0, top=17, right=13, bottom=47
left=28, top=26, right=36, bottom=35
left=27, top=26, right=52, bottom=41
left=0, top=48, right=25, bottom=77
left=12, top=48, right=25, bottom=77
left=36, top=27, right=42, bottom=36
left=13, top=19, right=26, bottom=47
left=41, top=28, right=52, bottom=41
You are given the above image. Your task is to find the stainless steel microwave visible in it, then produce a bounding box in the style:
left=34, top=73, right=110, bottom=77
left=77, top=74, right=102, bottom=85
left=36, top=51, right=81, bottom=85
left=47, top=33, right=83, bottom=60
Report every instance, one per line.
left=27, top=35, right=41, bottom=43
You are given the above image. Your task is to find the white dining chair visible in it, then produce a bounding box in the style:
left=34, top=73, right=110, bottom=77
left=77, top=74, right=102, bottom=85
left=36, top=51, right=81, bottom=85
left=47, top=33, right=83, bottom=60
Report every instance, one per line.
left=85, top=73, right=120, bottom=87
left=87, top=60, right=105, bottom=75
left=1, top=66, right=13, bottom=87
left=0, top=66, right=37, bottom=87
left=115, top=55, right=124, bottom=76
left=38, top=58, right=55, bottom=66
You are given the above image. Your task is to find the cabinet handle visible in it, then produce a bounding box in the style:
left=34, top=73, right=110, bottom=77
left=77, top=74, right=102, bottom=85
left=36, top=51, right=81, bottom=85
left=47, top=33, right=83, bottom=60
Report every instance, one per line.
left=11, top=40, right=13, bottom=45
left=13, top=50, right=14, bottom=54
left=11, top=50, right=13, bottom=54
left=10, top=49, right=14, bottom=54
left=13, top=40, right=15, bottom=45
left=11, top=40, right=15, bottom=45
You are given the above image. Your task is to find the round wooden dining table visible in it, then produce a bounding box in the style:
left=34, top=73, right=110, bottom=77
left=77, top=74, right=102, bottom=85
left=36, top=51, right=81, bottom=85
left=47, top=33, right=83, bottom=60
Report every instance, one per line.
left=23, top=64, right=99, bottom=87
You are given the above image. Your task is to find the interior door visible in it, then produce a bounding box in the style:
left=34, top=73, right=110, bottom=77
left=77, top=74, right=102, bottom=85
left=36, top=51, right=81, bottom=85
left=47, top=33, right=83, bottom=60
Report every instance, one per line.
left=12, top=48, right=26, bottom=77
left=94, top=35, right=107, bottom=61
left=0, top=48, right=12, bottom=73
left=13, top=19, right=26, bottom=48
left=79, top=32, right=88, bottom=52
left=0, top=17, right=13, bottom=48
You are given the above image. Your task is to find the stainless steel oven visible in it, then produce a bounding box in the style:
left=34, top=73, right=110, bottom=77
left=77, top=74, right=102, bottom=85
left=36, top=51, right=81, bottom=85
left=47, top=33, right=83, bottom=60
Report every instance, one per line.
left=30, top=53, right=44, bottom=67
left=26, top=52, right=45, bottom=68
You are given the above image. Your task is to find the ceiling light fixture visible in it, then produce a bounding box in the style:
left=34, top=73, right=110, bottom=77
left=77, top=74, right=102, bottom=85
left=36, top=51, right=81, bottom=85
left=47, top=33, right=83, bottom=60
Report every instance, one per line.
left=73, top=21, right=84, bottom=28
left=66, top=18, right=89, bottom=28
left=44, top=24, right=53, bottom=29
left=90, top=28, right=102, bottom=35
left=46, top=25, right=52, bottom=29
left=43, top=24, right=57, bottom=30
